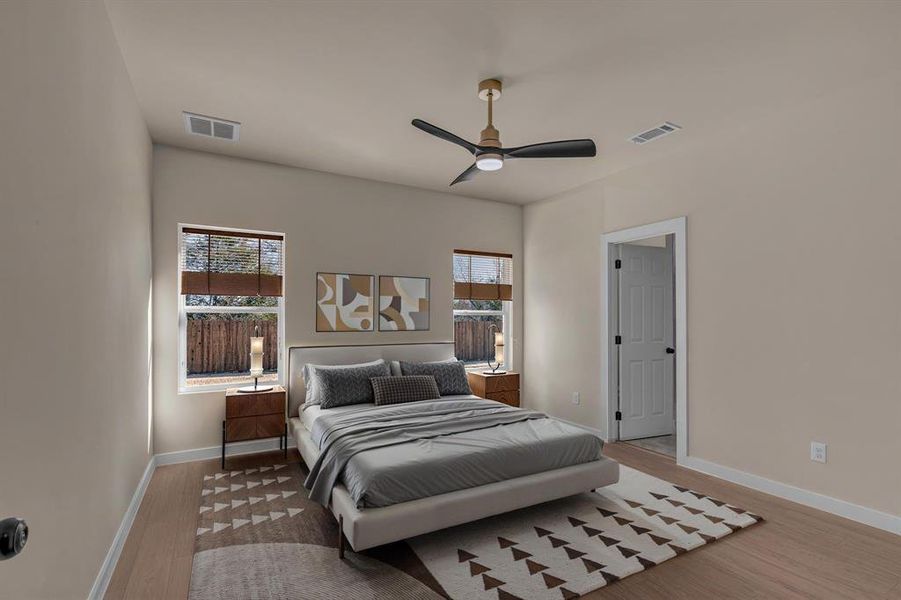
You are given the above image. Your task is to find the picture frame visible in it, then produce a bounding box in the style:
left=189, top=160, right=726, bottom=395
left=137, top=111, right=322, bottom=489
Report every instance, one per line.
left=378, top=275, right=430, bottom=331
left=315, top=272, right=375, bottom=332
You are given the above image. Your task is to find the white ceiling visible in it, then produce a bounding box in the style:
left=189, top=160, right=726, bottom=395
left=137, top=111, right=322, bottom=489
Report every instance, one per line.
left=106, top=1, right=901, bottom=204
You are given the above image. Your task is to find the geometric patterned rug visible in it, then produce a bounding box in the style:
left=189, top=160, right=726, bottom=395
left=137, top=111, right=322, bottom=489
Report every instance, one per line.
left=188, top=459, right=761, bottom=599
left=408, top=465, right=763, bottom=599
left=194, top=464, right=303, bottom=544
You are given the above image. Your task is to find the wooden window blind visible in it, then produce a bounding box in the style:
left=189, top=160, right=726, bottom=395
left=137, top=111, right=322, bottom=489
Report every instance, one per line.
left=180, top=227, right=284, bottom=297
left=453, top=249, right=513, bottom=301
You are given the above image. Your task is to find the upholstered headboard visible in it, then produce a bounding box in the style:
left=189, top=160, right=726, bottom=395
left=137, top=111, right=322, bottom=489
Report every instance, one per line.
left=286, top=342, right=456, bottom=416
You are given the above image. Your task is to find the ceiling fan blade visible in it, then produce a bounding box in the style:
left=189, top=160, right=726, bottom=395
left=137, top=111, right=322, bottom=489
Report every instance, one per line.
left=412, top=119, right=478, bottom=154
left=449, top=163, right=480, bottom=186
left=502, top=139, right=596, bottom=159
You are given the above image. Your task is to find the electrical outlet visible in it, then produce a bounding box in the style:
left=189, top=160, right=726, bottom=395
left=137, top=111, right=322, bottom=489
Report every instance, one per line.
left=571, top=392, right=580, bottom=405
left=810, top=441, right=827, bottom=463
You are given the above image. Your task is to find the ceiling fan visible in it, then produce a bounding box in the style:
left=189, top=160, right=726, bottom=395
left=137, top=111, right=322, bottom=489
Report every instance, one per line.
left=412, top=78, right=596, bottom=186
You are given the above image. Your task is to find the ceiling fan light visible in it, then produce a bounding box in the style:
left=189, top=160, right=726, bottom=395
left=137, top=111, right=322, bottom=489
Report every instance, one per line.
left=476, top=153, right=503, bottom=171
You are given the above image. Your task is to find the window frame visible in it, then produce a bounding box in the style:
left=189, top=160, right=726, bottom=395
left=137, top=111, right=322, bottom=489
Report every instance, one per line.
left=177, top=224, right=286, bottom=394
left=453, top=301, right=513, bottom=371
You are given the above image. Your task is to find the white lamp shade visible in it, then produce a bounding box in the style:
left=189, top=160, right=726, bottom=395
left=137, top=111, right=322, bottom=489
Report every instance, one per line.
left=249, top=336, right=264, bottom=377
left=494, top=332, right=504, bottom=365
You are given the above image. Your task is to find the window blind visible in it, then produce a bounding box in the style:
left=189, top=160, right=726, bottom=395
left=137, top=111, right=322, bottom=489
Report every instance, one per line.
left=180, top=227, right=284, bottom=297
left=453, top=249, right=513, bottom=301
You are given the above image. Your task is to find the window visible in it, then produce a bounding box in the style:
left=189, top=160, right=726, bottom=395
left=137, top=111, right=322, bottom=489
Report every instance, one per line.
left=178, top=226, right=285, bottom=392
left=453, top=250, right=513, bottom=370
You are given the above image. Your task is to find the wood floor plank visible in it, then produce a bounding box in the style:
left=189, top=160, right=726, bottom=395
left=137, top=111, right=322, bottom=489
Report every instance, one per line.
left=120, top=466, right=184, bottom=599
left=104, top=463, right=170, bottom=600
left=163, top=461, right=205, bottom=600
left=107, top=444, right=900, bottom=600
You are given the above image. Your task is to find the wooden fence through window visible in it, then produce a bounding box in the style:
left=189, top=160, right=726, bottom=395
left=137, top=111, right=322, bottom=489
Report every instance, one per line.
left=454, top=320, right=501, bottom=362
left=187, top=319, right=278, bottom=375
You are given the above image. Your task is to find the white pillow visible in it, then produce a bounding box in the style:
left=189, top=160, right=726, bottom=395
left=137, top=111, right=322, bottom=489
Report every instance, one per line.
left=303, top=359, right=387, bottom=405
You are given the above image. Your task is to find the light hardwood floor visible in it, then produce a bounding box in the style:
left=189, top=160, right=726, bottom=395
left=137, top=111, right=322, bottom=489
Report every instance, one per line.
left=106, top=444, right=900, bottom=599
left=622, top=434, right=676, bottom=458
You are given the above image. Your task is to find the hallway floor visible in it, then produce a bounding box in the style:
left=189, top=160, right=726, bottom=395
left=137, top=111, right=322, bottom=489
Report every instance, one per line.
left=624, top=434, right=676, bottom=457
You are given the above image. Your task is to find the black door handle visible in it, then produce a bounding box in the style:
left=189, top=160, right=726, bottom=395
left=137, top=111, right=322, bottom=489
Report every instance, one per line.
left=0, top=518, right=28, bottom=561
left=666, top=347, right=675, bottom=354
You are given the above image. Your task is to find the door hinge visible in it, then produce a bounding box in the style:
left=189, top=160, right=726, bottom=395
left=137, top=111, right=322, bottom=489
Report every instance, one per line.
left=614, top=335, right=622, bottom=345
left=614, top=259, right=622, bottom=269
left=615, top=411, right=622, bottom=421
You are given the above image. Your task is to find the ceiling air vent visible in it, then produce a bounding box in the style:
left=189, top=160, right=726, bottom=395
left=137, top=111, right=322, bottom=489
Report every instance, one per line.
left=629, top=121, right=681, bottom=145
left=183, top=112, right=240, bottom=141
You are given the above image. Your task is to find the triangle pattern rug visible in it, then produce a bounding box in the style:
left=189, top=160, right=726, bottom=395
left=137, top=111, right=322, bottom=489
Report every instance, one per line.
left=194, top=464, right=308, bottom=548
left=408, top=465, right=763, bottom=599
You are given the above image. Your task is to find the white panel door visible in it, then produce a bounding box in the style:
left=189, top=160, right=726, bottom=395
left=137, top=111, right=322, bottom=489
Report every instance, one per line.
left=617, top=243, right=674, bottom=440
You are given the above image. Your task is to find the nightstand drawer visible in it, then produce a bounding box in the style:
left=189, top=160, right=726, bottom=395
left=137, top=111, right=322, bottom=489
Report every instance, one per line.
left=487, top=390, right=520, bottom=407
left=257, top=413, right=285, bottom=438
left=223, top=385, right=287, bottom=469
left=226, top=392, right=285, bottom=418
left=467, top=372, right=520, bottom=404
left=484, top=373, right=519, bottom=394
left=225, top=416, right=258, bottom=442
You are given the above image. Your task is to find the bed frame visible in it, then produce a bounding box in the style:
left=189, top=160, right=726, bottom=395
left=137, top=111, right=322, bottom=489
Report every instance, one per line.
left=287, top=342, right=620, bottom=555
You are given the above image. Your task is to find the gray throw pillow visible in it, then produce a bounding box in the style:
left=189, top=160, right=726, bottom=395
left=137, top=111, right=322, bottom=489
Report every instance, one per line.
left=318, top=361, right=391, bottom=409
left=399, top=359, right=472, bottom=396
left=370, top=375, right=440, bottom=406
left=303, top=359, right=386, bottom=406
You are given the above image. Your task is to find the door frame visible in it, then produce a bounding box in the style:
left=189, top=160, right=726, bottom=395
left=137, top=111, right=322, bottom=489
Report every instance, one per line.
left=600, top=216, right=687, bottom=464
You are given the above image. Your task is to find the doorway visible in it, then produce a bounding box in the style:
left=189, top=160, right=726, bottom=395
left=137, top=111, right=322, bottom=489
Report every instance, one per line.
left=601, top=217, right=687, bottom=462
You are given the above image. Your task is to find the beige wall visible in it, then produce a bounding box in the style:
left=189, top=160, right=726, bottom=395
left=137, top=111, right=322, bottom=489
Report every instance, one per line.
left=0, top=2, right=152, bottom=598
left=524, top=71, right=901, bottom=515
left=152, top=146, right=523, bottom=454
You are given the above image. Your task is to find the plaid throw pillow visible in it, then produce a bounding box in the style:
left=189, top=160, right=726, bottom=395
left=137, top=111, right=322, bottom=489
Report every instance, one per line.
left=370, top=375, right=441, bottom=406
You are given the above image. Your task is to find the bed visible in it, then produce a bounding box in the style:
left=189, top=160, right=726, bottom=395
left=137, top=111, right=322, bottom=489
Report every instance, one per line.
left=288, top=342, right=620, bottom=555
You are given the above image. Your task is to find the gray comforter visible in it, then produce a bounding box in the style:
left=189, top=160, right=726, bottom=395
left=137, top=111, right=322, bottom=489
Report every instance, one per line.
left=303, top=397, right=604, bottom=507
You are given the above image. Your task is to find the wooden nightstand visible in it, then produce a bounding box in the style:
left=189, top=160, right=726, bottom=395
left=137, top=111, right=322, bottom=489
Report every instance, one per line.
left=467, top=372, right=520, bottom=407
left=223, top=385, right=287, bottom=468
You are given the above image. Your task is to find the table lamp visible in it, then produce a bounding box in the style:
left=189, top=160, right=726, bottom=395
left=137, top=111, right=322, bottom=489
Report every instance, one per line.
left=238, top=325, right=273, bottom=393
left=484, top=324, right=507, bottom=375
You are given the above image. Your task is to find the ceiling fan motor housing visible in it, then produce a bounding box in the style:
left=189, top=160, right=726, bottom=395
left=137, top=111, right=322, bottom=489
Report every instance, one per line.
left=476, top=125, right=503, bottom=170
left=479, top=125, right=501, bottom=149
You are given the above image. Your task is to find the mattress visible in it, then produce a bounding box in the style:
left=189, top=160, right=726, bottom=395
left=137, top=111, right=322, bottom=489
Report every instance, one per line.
left=300, top=402, right=322, bottom=432
left=300, top=397, right=604, bottom=509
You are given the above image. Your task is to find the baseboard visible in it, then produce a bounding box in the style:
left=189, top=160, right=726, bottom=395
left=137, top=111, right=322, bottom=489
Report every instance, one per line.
left=681, top=456, right=900, bottom=535
left=155, top=436, right=297, bottom=466
left=88, top=456, right=157, bottom=600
